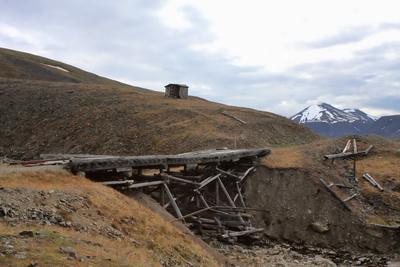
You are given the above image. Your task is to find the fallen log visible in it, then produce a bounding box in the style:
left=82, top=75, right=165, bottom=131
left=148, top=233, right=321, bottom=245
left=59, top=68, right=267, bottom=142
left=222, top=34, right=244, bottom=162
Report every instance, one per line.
left=373, top=224, right=400, bottom=230
left=220, top=228, right=264, bottom=238
left=320, top=179, right=351, bottom=211
left=222, top=110, right=246, bottom=124
left=363, top=173, right=384, bottom=191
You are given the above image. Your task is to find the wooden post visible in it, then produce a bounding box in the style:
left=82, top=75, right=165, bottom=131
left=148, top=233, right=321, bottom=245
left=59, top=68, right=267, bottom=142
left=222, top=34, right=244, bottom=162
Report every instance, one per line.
left=236, top=182, right=246, bottom=208
left=163, top=184, right=185, bottom=222
left=217, top=178, right=247, bottom=229
left=353, top=139, right=357, bottom=178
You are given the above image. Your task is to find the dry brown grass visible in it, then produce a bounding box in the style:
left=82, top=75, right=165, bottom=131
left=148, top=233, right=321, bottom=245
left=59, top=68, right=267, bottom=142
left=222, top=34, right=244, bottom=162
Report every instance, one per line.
left=0, top=171, right=220, bottom=266
left=261, top=146, right=304, bottom=168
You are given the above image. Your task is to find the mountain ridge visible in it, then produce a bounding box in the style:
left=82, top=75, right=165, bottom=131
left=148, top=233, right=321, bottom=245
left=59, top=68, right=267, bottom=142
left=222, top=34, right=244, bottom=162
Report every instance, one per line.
left=291, top=103, right=399, bottom=139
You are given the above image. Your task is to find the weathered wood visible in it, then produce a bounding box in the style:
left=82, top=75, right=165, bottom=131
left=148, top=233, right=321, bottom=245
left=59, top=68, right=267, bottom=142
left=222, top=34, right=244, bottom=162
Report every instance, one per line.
left=216, top=167, right=241, bottom=180
left=220, top=228, right=264, bottom=238
left=128, top=180, right=165, bottom=188
left=161, top=174, right=201, bottom=187
left=320, top=179, right=351, bottom=211
left=238, top=166, right=255, bottom=182
left=335, top=184, right=353, bottom=189
left=366, top=173, right=383, bottom=191
left=343, top=140, right=351, bottom=153
left=198, top=174, right=221, bottom=190
left=353, top=139, right=357, bottom=154
left=363, top=173, right=384, bottom=191
left=235, top=183, right=246, bottom=208
left=343, top=194, right=358, bottom=202
left=324, top=152, right=353, bottom=160
left=163, top=184, right=184, bottom=221
left=217, top=178, right=247, bottom=229
left=222, top=110, right=247, bottom=124
left=373, top=224, right=400, bottom=230
left=333, top=140, right=342, bottom=154
left=69, top=147, right=271, bottom=173
left=100, top=180, right=134, bottom=185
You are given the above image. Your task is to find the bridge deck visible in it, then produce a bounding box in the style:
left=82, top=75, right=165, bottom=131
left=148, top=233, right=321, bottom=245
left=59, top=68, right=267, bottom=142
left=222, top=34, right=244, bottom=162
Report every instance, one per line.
left=68, top=147, right=271, bottom=173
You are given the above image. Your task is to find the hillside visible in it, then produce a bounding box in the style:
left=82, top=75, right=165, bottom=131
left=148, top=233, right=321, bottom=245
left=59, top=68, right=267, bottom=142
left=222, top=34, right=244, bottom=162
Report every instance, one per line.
left=0, top=47, right=322, bottom=161
left=363, top=115, right=400, bottom=139
left=0, top=47, right=129, bottom=86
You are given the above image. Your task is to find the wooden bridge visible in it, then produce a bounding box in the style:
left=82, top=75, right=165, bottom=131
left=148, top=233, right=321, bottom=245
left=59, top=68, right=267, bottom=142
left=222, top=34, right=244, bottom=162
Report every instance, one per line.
left=45, top=147, right=271, bottom=243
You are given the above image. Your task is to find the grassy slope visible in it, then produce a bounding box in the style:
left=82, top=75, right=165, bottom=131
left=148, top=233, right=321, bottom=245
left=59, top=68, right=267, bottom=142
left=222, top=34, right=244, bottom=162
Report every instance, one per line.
left=0, top=47, right=131, bottom=86
left=0, top=170, right=221, bottom=266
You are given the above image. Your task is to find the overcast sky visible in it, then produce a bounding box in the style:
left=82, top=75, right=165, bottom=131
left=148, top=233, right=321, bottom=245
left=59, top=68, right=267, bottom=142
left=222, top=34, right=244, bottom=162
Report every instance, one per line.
left=1, top=0, right=400, bottom=117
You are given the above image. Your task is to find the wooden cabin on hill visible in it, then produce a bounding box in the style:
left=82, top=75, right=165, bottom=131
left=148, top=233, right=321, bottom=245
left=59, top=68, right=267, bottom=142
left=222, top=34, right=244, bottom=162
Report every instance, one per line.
left=165, top=84, right=188, bottom=99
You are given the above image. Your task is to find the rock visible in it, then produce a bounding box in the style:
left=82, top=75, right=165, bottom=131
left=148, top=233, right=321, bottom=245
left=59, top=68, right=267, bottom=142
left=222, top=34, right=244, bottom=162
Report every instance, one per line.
left=36, top=230, right=47, bottom=235
left=268, top=248, right=280, bottom=255
left=19, top=230, right=34, bottom=237
left=28, top=261, right=38, bottom=266
left=59, top=247, right=79, bottom=259
left=311, top=222, right=329, bottom=233
left=14, top=251, right=27, bottom=259
left=365, top=228, right=383, bottom=238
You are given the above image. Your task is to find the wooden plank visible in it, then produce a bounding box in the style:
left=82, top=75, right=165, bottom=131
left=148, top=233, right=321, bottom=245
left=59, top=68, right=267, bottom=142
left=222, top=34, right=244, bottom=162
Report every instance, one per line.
left=343, top=194, right=358, bottom=202
left=238, top=166, right=255, bottom=182
left=333, top=140, right=342, bottom=153
left=222, top=110, right=247, bottom=124
left=220, top=228, right=264, bottom=238
left=216, top=168, right=241, bottom=180
left=100, top=180, right=134, bottom=185
left=198, top=174, right=221, bottom=190
left=163, top=184, right=184, bottom=221
left=343, top=140, right=351, bottom=153
left=161, top=174, right=201, bottom=187
left=128, top=180, right=165, bottom=188
left=235, top=183, right=246, bottom=208
left=373, top=224, right=400, bottom=230
left=353, top=139, right=357, bottom=154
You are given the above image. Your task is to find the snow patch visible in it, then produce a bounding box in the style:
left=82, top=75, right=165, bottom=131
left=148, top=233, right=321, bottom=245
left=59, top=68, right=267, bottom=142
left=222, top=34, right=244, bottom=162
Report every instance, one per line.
left=41, top=63, right=69, bottom=72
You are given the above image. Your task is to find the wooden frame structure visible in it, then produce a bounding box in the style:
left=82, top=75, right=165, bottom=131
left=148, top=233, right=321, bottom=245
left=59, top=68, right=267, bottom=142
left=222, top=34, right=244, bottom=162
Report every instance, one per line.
left=65, top=148, right=271, bottom=243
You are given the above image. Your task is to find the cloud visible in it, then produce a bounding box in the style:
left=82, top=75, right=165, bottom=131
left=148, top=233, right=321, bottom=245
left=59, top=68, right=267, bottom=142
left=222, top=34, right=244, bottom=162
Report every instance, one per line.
left=306, top=26, right=375, bottom=48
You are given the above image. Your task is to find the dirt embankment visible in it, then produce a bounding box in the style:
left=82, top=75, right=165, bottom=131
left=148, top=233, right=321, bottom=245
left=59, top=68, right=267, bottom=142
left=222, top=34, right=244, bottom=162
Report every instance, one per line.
left=243, top=165, right=399, bottom=256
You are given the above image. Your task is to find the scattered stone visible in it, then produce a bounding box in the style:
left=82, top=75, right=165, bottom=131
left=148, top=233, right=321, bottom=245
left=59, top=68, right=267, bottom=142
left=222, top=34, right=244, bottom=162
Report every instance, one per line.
left=311, top=222, right=329, bottom=233
left=59, top=247, right=79, bottom=259
left=19, top=230, right=34, bottom=237
left=14, top=251, right=27, bottom=259
left=365, top=228, right=383, bottom=239
left=36, top=230, right=47, bottom=235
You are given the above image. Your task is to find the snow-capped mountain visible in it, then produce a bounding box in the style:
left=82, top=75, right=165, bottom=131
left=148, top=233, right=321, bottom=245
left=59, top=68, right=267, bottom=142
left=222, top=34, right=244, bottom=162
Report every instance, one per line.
left=290, top=103, right=377, bottom=138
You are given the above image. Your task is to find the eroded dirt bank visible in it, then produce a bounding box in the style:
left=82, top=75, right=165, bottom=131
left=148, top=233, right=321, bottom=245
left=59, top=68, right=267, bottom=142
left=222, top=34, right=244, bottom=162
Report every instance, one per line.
left=243, top=166, right=400, bottom=254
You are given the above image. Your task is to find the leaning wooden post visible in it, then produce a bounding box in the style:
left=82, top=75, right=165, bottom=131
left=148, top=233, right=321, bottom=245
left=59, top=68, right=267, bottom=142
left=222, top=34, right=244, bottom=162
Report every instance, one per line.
left=353, top=139, right=357, bottom=178
left=217, top=178, right=247, bottom=229
left=320, top=179, right=351, bottom=211
left=163, top=184, right=185, bottom=223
